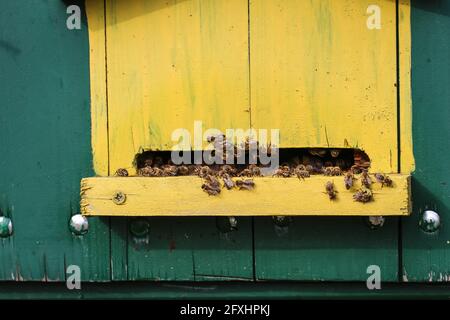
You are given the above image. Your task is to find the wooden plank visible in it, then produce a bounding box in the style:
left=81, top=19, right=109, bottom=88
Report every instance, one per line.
left=255, top=217, right=399, bottom=281
left=86, top=0, right=109, bottom=176
left=402, top=1, right=450, bottom=282
left=81, top=175, right=411, bottom=216
left=250, top=0, right=398, bottom=173
left=105, top=0, right=251, bottom=173
left=399, top=0, right=414, bottom=173
left=0, top=1, right=110, bottom=281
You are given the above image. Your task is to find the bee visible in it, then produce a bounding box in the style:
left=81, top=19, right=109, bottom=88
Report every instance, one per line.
left=248, top=164, right=261, bottom=177
left=152, top=167, right=165, bottom=177
left=374, top=173, right=394, bottom=188
left=323, top=167, right=333, bottom=176
left=201, top=175, right=221, bottom=196
left=360, top=169, right=372, bottom=188
left=294, top=167, right=310, bottom=180
left=235, top=179, right=255, bottom=190
left=331, top=167, right=342, bottom=176
left=325, top=181, right=338, bottom=200
left=350, top=164, right=363, bottom=174
left=222, top=173, right=235, bottom=190
left=309, top=148, right=327, bottom=157
left=162, top=165, right=178, bottom=176
left=353, top=187, right=373, bottom=203
left=305, top=165, right=314, bottom=174
left=115, top=168, right=129, bottom=177
left=137, top=167, right=154, bottom=177
left=330, top=149, right=340, bottom=158
left=238, top=168, right=252, bottom=177
left=198, top=166, right=213, bottom=178
left=143, top=158, right=153, bottom=167
left=177, top=165, right=189, bottom=176
left=273, top=165, right=292, bottom=177
left=344, top=172, right=355, bottom=190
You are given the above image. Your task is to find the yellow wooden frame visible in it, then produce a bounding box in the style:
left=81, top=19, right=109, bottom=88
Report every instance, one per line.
left=81, top=175, right=410, bottom=216
left=84, top=0, right=413, bottom=216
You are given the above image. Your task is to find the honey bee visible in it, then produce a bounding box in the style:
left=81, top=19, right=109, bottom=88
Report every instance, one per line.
left=162, top=165, right=178, bottom=176
left=198, top=166, right=213, bottom=178
left=323, top=167, right=333, bottom=176
left=294, top=167, right=310, bottom=180
left=235, top=179, right=255, bottom=190
left=153, top=156, right=164, bottom=167
left=360, top=169, right=372, bottom=188
left=273, top=165, right=292, bottom=177
left=353, top=187, right=373, bottom=203
left=309, top=148, right=327, bottom=157
left=152, top=167, right=165, bottom=177
left=332, top=167, right=342, bottom=176
left=177, top=165, right=189, bottom=176
left=344, top=172, right=355, bottom=190
left=222, top=173, right=235, bottom=190
left=248, top=164, right=261, bottom=177
left=137, top=167, right=154, bottom=177
left=201, top=175, right=221, bottom=196
left=325, top=181, right=338, bottom=200
left=350, top=164, right=363, bottom=174
left=330, top=149, right=340, bottom=158
left=305, top=165, right=314, bottom=174
left=143, top=158, right=153, bottom=167
left=115, top=168, right=129, bottom=177
left=238, top=168, right=252, bottom=177
left=374, top=173, right=394, bottom=188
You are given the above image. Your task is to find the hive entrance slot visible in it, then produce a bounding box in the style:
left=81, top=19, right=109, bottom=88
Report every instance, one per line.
left=129, top=148, right=371, bottom=177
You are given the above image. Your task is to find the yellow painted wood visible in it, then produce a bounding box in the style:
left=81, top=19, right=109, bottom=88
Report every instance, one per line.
left=86, top=0, right=109, bottom=176
left=250, top=0, right=398, bottom=173
left=81, top=175, right=411, bottom=216
left=399, top=0, right=415, bottom=173
left=105, top=0, right=250, bottom=173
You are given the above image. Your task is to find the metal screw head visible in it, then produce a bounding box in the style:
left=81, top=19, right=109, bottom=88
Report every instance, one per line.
left=365, top=216, right=385, bottom=230
left=69, top=214, right=89, bottom=235
left=129, top=219, right=150, bottom=237
left=419, top=210, right=440, bottom=233
left=272, top=216, right=293, bottom=227
left=112, top=191, right=126, bottom=205
left=0, top=217, right=13, bottom=238
left=216, top=216, right=238, bottom=233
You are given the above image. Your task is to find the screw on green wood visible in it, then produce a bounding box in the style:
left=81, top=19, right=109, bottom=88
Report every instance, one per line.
left=419, top=210, right=440, bottom=234
left=129, top=219, right=150, bottom=237
left=69, top=214, right=89, bottom=236
left=0, top=217, right=13, bottom=238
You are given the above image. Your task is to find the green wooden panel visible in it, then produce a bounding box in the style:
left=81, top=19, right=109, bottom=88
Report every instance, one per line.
left=255, top=217, right=398, bottom=281
left=112, top=217, right=253, bottom=281
left=0, top=0, right=110, bottom=281
left=401, top=0, right=450, bottom=282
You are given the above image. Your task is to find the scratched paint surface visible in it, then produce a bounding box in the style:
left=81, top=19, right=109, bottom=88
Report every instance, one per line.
left=402, top=0, right=450, bottom=282
left=105, top=0, right=250, bottom=173
left=250, top=0, right=398, bottom=173
left=0, top=1, right=110, bottom=281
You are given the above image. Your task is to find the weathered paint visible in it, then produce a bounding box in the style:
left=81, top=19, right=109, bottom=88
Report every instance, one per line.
left=104, top=0, right=251, bottom=173
left=87, top=0, right=413, bottom=175
left=401, top=0, right=450, bottom=282
left=81, top=175, right=411, bottom=216
left=0, top=0, right=110, bottom=281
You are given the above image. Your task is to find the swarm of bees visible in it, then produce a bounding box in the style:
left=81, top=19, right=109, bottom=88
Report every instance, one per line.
left=116, top=140, right=394, bottom=200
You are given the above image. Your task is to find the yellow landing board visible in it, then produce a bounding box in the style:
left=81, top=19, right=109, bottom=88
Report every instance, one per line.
left=81, top=175, right=410, bottom=217
left=250, top=0, right=398, bottom=173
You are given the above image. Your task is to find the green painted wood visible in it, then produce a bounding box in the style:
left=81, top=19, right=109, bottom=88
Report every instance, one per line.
left=117, top=217, right=253, bottom=281
left=1, top=282, right=450, bottom=299
left=254, top=217, right=398, bottom=281
left=401, top=0, right=450, bottom=282
left=0, top=0, right=110, bottom=281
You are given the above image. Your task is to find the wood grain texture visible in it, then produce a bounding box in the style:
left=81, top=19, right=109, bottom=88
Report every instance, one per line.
left=0, top=1, right=110, bottom=281
left=254, top=216, right=399, bottom=281
left=402, top=0, right=450, bottom=282
left=86, top=0, right=109, bottom=176
left=81, top=175, right=411, bottom=216
left=250, top=0, right=398, bottom=173
left=105, top=0, right=251, bottom=173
